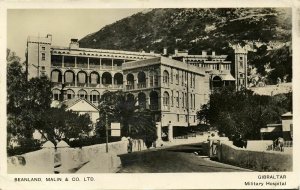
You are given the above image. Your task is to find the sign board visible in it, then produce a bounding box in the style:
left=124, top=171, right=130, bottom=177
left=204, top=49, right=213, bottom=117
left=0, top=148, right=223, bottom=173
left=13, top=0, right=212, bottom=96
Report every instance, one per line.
left=111, top=123, right=121, bottom=137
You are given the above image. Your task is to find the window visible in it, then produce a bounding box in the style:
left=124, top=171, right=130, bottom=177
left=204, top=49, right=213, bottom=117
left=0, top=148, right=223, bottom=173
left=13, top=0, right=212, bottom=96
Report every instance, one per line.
left=149, top=70, right=158, bottom=87
left=170, top=68, right=173, bottom=83
left=90, top=90, right=100, bottom=104
left=163, top=70, right=169, bottom=85
left=66, top=89, right=75, bottom=100
left=42, top=46, right=45, bottom=51
left=185, top=93, right=187, bottom=108
left=190, top=73, right=193, bottom=87
left=193, top=94, right=196, bottom=109
left=52, top=89, right=60, bottom=100
left=182, top=92, right=185, bottom=108
left=163, top=91, right=170, bottom=109
left=176, top=91, right=179, bottom=107
left=41, top=53, right=45, bottom=61
left=78, top=89, right=87, bottom=99
left=190, top=94, right=193, bottom=109
left=171, top=90, right=174, bottom=107
left=41, top=66, right=45, bottom=70
left=182, top=71, right=185, bottom=86
left=177, top=114, right=180, bottom=122
left=185, top=115, right=188, bottom=122
left=175, top=69, right=179, bottom=84
left=193, top=75, right=196, bottom=88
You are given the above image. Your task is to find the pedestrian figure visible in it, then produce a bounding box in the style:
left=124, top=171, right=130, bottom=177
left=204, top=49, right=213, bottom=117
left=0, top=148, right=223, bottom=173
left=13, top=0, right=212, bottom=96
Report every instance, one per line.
left=128, top=138, right=133, bottom=153
left=277, top=137, right=284, bottom=152
left=137, top=139, right=142, bottom=151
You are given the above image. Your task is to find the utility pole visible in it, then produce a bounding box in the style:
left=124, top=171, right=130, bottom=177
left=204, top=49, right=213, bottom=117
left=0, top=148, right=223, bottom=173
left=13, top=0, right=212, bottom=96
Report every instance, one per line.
left=105, top=114, right=109, bottom=153
left=37, top=34, right=40, bottom=78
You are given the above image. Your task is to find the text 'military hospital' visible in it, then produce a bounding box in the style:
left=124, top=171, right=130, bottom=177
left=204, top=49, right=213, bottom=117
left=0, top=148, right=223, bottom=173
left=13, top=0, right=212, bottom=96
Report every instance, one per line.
left=25, top=34, right=247, bottom=134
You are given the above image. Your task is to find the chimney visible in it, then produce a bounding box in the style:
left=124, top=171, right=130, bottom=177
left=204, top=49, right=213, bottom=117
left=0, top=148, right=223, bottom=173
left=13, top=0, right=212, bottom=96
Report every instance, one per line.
left=212, top=51, right=215, bottom=56
left=163, top=47, right=167, bottom=55
left=202, top=50, right=207, bottom=56
left=69, top=39, right=79, bottom=49
left=46, top=34, right=52, bottom=41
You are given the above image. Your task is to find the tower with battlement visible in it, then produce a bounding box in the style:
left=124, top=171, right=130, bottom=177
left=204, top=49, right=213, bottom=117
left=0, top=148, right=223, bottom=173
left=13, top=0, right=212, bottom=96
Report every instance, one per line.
left=26, top=34, right=52, bottom=80
left=233, top=45, right=248, bottom=90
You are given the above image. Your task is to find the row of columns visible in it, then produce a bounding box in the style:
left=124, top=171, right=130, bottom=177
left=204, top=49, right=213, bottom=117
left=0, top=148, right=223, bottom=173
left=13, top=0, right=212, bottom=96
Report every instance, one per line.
left=54, top=55, right=126, bottom=70
left=52, top=71, right=123, bottom=88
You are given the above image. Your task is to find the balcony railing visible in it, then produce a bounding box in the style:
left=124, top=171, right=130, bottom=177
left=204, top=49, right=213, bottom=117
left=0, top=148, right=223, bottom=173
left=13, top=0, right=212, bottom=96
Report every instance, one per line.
left=113, top=66, right=122, bottom=70
left=89, top=64, right=100, bottom=69
left=64, top=82, right=75, bottom=87
left=51, top=62, right=62, bottom=67
left=150, top=104, right=159, bottom=110
left=102, top=84, right=113, bottom=88
left=101, top=65, right=112, bottom=70
left=137, top=82, right=146, bottom=89
left=77, top=83, right=86, bottom=87
left=114, top=84, right=123, bottom=89
left=88, top=83, right=99, bottom=88
left=52, top=82, right=62, bottom=87
left=77, top=64, right=88, bottom=68
left=126, top=84, right=134, bottom=90
left=64, top=63, right=75, bottom=68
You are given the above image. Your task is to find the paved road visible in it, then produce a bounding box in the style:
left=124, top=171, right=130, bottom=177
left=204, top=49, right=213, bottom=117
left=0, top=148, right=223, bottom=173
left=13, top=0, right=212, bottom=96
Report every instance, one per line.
left=118, top=143, right=251, bottom=173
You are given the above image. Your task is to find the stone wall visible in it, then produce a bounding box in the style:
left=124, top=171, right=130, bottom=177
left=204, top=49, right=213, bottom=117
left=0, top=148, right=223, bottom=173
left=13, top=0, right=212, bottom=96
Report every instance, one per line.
left=8, top=148, right=55, bottom=174
left=7, top=139, right=147, bottom=174
left=217, top=142, right=292, bottom=171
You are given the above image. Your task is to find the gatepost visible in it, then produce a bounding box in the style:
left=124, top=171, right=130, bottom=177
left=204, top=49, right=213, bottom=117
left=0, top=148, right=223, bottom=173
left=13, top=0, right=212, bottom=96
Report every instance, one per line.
left=55, top=140, right=70, bottom=173
left=156, top=122, right=163, bottom=146
left=41, top=141, right=55, bottom=173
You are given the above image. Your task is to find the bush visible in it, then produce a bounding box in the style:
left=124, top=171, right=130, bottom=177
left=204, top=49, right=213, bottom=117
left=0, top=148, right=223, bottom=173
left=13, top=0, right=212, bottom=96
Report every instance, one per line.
left=7, top=139, right=41, bottom=157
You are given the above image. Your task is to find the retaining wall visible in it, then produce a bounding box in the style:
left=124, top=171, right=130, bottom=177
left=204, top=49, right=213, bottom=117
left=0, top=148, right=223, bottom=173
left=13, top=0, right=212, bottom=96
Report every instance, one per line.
left=217, top=142, right=292, bottom=171
left=7, top=139, right=146, bottom=173
left=7, top=148, right=55, bottom=174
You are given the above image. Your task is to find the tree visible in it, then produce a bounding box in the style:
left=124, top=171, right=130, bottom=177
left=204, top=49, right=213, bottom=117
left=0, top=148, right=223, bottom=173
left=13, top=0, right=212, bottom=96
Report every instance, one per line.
left=41, top=107, right=93, bottom=143
left=7, top=49, right=92, bottom=148
left=96, top=91, right=157, bottom=142
left=197, top=86, right=292, bottom=140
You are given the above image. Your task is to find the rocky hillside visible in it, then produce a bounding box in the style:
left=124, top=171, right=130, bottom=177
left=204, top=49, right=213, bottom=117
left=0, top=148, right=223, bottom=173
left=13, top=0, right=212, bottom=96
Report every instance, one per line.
left=79, top=8, right=292, bottom=84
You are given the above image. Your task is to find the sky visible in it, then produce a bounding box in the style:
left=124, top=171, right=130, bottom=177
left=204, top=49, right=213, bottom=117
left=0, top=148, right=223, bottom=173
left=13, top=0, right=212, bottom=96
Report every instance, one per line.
left=7, top=9, right=145, bottom=62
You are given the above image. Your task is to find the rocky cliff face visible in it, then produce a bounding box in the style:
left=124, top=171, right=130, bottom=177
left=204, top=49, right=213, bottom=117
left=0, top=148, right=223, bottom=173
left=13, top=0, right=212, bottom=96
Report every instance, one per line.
left=79, top=8, right=292, bottom=84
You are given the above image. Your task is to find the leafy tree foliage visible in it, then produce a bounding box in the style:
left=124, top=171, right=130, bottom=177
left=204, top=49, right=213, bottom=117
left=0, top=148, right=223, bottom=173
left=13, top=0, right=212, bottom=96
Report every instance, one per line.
left=41, top=107, right=92, bottom=143
left=96, top=91, right=157, bottom=142
left=248, top=45, right=292, bottom=84
left=7, top=50, right=92, bottom=149
left=197, top=86, right=292, bottom=140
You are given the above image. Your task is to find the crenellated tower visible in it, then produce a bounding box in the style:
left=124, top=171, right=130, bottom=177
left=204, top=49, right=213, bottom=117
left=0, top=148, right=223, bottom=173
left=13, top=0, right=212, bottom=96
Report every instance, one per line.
left=234, top=45, right=248, bottom=90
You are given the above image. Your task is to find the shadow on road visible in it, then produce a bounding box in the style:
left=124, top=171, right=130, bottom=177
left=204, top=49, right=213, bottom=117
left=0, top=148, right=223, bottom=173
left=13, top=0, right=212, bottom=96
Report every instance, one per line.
left=197, top=163, right=249, bottom=171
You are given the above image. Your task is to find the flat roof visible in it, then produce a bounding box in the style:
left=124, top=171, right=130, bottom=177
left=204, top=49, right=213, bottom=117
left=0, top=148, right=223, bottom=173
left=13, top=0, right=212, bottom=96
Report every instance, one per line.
left=122, top=56, right=207, bottom=76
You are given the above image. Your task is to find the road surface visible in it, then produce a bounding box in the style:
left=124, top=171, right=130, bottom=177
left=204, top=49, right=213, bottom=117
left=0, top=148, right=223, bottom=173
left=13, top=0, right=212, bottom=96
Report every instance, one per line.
left=118, top=143, right=251, bottom=173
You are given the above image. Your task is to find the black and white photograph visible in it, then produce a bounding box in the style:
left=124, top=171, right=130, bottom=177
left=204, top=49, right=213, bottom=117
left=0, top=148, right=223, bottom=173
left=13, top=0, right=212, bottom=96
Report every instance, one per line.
left=5, top=6, right=294, bottom=176
left=2, top=0, right=300, bottom=189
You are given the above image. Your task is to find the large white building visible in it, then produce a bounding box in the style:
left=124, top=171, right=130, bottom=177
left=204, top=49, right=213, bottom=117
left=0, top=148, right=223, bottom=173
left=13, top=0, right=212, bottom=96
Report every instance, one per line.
left=26, top=34, right=248, bottom=136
